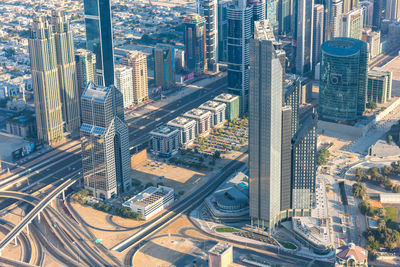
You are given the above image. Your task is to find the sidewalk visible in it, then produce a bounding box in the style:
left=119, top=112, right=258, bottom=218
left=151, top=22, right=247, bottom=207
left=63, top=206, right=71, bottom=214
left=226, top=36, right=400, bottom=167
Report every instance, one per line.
left=125, top=73, right=226, bottom=121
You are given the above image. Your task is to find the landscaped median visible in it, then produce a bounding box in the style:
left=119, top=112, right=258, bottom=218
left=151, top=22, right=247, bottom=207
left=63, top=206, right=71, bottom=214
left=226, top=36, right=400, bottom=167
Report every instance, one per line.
left=279, top=240, right=297, bottom=250
left=215, top=227, right=240, bottom=233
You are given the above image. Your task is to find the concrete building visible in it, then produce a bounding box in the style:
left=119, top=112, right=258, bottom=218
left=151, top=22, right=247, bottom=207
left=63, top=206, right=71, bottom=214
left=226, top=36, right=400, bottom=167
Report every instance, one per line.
left=249, top=20, right=283, bottom=232
left=313, top=4, right=324, bottom=66
left=167, top=116, right=197, bottom=147
left=75, top=49, right=96, bottom=96
left=326, top=0, right=343, bottom=40
left=51, top=11, right=81, bottom=136
left=122, top=51, right=149, bottom=104
left=197, top=0, right=218, bottom=72
left=367, top=70, right=392, bottom=103
left=184, top=13, right=207, bottom=74
left=226, top=0, right=253, bottom=112
left=278, top=0, right=292, bottom=35
left=80, top=82, right=130, bottom=199
left=214, top=93, right=240, bottom=121
left=6, top=113, right=36, bottom=138
left=335, top=243, right=368, bottom=267
left=208, top=243, right=233, bottom=267
left=218, top=0, right=229, bottom=63
left=114, top=65, right=133, bottom=108
left=342, top=8, right=364, bottom=40
left=150, top=125, right=180, bottom=157
left=183, top=108, right=212, bottom=136
left=175, top=49, right=185, bottom=71
left=291, top=112, right=317, bottom=211
left=362, top=28, right=381, bottom=59
left=122, top=186, right=174, bottom=220
left=284, top=74, right=300, bottom=136
left=199, top=100, right=226, bottom=126
left=281, top=105, right=292, bottom=213
left=385, top=0, right=400, bottom=21
left=153, top=44, right=175, bottom=89
left=84, top=0, right=115, bottom=86
left=319, top=38, right=369, bottom=123
left=29, top=16, right=64, bottom=145
left=360, top=0, right=374, bottom=26
left=294, top=0, right=314, bottom=75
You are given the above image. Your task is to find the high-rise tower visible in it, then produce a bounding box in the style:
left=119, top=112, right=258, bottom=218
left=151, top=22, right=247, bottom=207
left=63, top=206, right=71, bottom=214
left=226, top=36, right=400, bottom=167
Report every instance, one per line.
left=312, top=4, right=324, bottom=65
left=249, top=20, right=284, bottom=232
left=51, top=11, right=81, bottom=136
left=29, top=16, right=64, bottom=145
left=122, top=51, right=149, bottom=104
left=75, top=49, right=96, bottom=96
left=184, top=13, right=207, bottom=74
left=80, top=82, right=130, bottom=199
left=83, top=0, right=114, bottom=86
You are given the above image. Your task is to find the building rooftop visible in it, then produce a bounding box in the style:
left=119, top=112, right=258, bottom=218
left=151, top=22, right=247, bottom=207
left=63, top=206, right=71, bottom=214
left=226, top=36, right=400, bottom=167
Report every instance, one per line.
left=336, top=243, right=367, bottom=262
left=208, top=243, right=232, bottom=255
left=123, top=186, right=174, bottom=208
left=292, top=217, right=331, bottom=247
left=214, top=93, right=239, bottom=102
left=167, top=116, right=196, bottom=127
left=368, top=69, right=392, bottom=79
left=322, top=37, right=367, bottom=57
left=199, top=100, right=226, bottom=110
left=254, top=20, right=276, bottom=42
left=184, top=108, right=211, bottom=118
left=81, top=82, right=111, bottom=103
left=150, top=125, right=179, bottom=137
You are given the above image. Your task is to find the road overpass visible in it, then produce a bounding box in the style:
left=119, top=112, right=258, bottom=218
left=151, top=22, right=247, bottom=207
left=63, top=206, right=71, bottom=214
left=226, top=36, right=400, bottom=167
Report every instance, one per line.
left=0, top=177, right=77, bottom=254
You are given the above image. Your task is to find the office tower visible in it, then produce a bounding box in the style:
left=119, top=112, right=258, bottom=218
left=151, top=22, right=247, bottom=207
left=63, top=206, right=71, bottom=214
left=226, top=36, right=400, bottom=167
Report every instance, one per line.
left=327, top=0, right=343, bottom=40
left=218, top=0, right=229, bottom=62
left=75, top=49, right=96, bottom=96
left=29, top=17, right=64, bottom=145
left=278, top=0, right=292, bottom=34
left=122, top=51, right=149, bottom=104
left=214, top=93, right=240, bottom=121
left=175, top=49, right=185, bottom=71
left=280, top=106, right=292, bottom=213
left=373, top=0, right=385, bottom=28
left=83, top=0, right=114, bottom=86
left=197, top=0, right=218, bottom=71
left=249, top=20, right=283, bottom=232
left=319, top=38, right=369, bottom=122
left=184, top=13, right=207, bottom=74
left=265, top=0, right=277, bottom=28
left=342, top=8, right=364, bottom=39
left=367, top=70, right=392, bottom=103
left=294, top=0, right=314, bottom=75
left=284, top=75, right=300, bottom=136
left=153, top=44, right=176, bottom=89
left=313, top=4, right=324, bottom=65
left=51, top=11, right=81, bottom=136
left=362, top=28, right=381, bottom=59
left=227, top=0, right=253, bottom=112
left=291, top=112, right=317, bottom=211
left=80, top=82, right=130, bottom=199
left=360, top=1, right=374, bottom=26
left=114, top=65, right=133, bottom=108
left=386, top=0, right=400, bottom=21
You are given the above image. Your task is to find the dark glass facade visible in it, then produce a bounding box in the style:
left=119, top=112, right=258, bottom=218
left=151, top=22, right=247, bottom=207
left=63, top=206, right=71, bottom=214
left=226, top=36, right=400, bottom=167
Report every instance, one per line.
left=319, top=38, right=368, bottom=122
left=84, top=0, right=114, bottom=86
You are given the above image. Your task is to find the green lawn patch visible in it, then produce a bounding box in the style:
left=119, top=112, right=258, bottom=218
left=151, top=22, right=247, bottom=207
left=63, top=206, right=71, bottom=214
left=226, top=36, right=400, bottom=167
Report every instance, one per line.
left=384, top=207, right=398, bottom=227
left=279, top=241, right=297, bottom=250
left=215, top=227, right=240, bottom=233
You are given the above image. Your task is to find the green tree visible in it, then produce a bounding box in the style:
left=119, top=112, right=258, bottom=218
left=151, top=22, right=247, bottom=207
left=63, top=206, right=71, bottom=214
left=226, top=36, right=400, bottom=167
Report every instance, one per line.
left=367, top=101, right=377, bottom=109
left=388, top=135, right=393, bottom=144
left=316, top=148, right=330, bottom=165
left=352, top=182, right=367, bottom=199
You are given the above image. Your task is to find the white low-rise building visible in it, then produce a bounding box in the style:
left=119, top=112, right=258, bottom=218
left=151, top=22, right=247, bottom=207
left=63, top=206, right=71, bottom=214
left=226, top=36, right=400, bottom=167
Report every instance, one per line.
left=199, top=100, right=226, bottom=127
left=167, top=116, right=197, bottom=147
left=122, top=186, right=174, bottom=220
left=150, top=125, right=180, bottom=157
left=183, top=108, right=212, bottom=136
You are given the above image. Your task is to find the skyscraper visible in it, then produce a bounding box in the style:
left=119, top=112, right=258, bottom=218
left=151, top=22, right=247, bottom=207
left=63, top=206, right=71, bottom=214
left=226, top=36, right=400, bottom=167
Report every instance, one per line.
left=249, top=20, right=283, bottom=232
left=324, top=0, right=343, bottom=41
left=227, top=0, right=253, bottom=112
left=83, top=0, right=114, bottom=86
left=218, top=0, right=229, bottom=62
left=291, top=111, right=317, bottom=212
left=313, top=4, right=324, bottom=65
left=122, top=51, right=149, bottom=104
left=80, top=82, right=130, bottom=199
left=319, top=38, right=369, bottom=122
left=342, top=8, right=364, bottom=39
left=373, top=0, right=385, bottom=28
left=153, top=44, right=176, bottom=89
left=360, top=1, right=374, bottom=26
left=278, top=0, right=292, bottom=34
left=294, top=0, right=314, bottom=75
left=75, top=49, right=96, bottom=96
left=114, top=65, right=133, bottom=108
left=184, top=13, right=207, bottom=74
left=386, top=0, right=400, bottom=21
left=197, top=0, right=218, bottom=71
left=265, top=0, right=277, bottom=29
left=29, top=16, right=64, bottom=145
left=51, top=11, right=81, bottom=136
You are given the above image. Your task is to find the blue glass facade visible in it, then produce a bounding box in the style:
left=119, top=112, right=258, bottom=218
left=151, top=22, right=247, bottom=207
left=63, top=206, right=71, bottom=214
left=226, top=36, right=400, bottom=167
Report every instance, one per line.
left=84, top=0, right=114, bottom=87
left=319, top=38, right=368, bottom=122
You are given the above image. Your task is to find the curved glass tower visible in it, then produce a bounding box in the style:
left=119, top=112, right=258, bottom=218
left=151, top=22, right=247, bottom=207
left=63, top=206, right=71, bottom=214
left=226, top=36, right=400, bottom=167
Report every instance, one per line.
left=319, top=37, right=368, bottom=123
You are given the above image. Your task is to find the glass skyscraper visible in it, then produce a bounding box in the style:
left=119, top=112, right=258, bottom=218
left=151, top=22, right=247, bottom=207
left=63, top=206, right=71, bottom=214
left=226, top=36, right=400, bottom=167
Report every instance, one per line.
left=83, top=0, right=115, bottom=86
left=184, top=13, right=207, bottom=74
left=319, top=38, right=369, bottom=122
